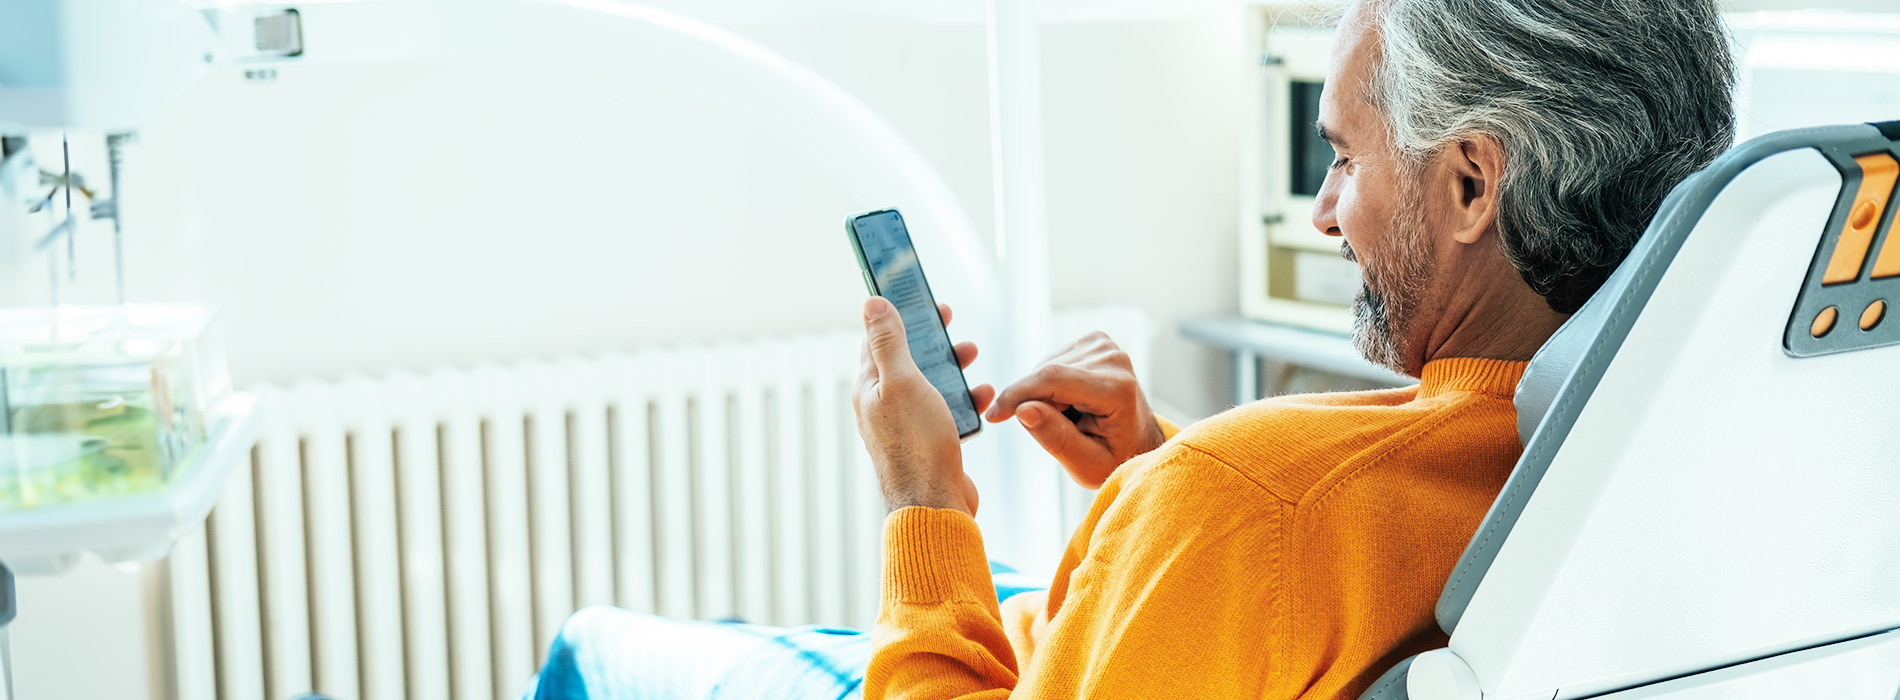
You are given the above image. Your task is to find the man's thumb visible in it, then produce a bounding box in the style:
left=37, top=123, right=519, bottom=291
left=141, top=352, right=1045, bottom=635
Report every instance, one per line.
left=863, top=297, right=913, bottom=373
left=1018, top=402, right=1101, bottom=466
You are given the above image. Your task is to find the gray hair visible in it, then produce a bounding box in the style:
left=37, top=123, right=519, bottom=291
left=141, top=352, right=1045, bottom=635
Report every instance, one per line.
left=1364, top=0, right=1736, bottom=313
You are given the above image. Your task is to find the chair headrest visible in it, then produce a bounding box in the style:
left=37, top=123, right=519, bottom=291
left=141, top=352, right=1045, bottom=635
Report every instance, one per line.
left=1511, top=252, right=1636, bottom=446
left=1434, top=121, right=1900, bottom=635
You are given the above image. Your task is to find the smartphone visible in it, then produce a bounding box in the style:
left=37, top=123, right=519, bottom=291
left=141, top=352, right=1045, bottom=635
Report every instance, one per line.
left=845, top=208, right=983, bottom=439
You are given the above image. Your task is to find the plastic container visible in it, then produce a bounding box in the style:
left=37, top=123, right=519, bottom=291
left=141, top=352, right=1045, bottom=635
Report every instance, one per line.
left=0, top=305, right=230, bottom=512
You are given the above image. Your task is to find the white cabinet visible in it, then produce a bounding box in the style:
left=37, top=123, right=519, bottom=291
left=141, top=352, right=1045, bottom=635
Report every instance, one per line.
left=1236, top=7, right=1356, bottom=332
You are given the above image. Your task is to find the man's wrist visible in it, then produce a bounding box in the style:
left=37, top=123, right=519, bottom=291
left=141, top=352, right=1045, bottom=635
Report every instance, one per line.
left=884, top=490, right=974, bottom=516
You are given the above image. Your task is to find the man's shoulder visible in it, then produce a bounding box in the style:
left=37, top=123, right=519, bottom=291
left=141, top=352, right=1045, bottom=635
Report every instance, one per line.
left=1164, top=387, right=1519, bottom=503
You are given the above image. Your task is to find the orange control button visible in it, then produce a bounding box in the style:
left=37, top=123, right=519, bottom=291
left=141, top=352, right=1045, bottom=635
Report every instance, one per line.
left=1862, top=299, right=1887, bottom=331
left=1852, top=201, right=1879, bottom=230
left=1812, top=306, right=1839, bottom=337
left=1823, top=153, right=1898, bottom=284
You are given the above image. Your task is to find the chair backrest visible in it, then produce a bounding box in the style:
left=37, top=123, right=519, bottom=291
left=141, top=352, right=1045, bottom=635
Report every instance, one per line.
left=1362, top=121, right=1900, bottom=700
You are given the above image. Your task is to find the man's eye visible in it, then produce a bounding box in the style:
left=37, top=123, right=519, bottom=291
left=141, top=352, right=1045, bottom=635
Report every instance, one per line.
left=1330, top=156, right=1350, bottom=171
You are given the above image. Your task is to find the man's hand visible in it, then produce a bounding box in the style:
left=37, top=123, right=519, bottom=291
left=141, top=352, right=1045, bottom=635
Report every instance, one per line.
left=853, top=297, right=995, bottom=516
left=985, top=332, right=1165, bottom=488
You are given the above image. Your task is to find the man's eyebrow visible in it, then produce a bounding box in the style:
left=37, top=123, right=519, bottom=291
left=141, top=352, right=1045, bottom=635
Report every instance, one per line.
left=1316, top=122, right=1348, bottom=150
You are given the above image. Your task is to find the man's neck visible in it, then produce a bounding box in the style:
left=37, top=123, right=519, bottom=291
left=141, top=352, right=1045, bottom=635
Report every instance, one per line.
left=1414, top=260, right=1570, bottom=370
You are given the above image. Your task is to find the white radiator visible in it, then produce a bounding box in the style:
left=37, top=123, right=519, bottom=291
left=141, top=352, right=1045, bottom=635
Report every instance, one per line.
left=157, top=307, right=1150, bottom=700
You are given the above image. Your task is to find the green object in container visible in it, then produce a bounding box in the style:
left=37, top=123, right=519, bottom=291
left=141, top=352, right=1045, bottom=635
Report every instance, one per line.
left=0, top=304, right=227, bottom=513
left=1, top=397, right=181, bottom=509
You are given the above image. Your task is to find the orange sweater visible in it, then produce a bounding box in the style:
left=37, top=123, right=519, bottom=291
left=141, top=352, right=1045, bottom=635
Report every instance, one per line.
left=867, top=357, right=1527, bottom=699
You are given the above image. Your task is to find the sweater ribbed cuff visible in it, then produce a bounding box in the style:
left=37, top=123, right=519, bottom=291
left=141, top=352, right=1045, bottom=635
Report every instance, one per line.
left=882, top=506, right=992, bottom=604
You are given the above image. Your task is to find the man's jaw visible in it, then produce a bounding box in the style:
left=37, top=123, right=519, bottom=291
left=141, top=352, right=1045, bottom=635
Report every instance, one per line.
left=1342, top=243, right=1404, bottom=369
left=1351, top=282, right=1407, bottom=374
left=1345, top=236, right=1404, bottom=373
left=1345, top=210, right=1434, bottom=377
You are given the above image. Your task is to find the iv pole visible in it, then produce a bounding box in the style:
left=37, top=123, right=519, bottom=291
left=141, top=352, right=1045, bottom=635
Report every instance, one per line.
left=988, top=0, right=1065, bottom=574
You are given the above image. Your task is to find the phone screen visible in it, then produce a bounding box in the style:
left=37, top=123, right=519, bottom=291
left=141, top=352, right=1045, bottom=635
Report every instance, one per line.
left=848, top=209, right=982, bottom=438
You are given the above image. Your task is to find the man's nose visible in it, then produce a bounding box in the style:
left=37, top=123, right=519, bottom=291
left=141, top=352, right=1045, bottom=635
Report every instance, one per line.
left=1312, top=178, right=1344, bottom=237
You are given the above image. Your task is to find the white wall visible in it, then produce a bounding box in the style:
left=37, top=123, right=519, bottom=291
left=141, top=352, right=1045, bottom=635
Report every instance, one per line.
left=731, top=15, right=1245, bottom=418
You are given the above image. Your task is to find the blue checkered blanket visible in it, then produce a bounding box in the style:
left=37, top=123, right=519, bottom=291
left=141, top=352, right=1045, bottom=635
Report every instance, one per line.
left=524, top=563, right=1040, bottom=699
left=525, top=608, right=874, bottom=700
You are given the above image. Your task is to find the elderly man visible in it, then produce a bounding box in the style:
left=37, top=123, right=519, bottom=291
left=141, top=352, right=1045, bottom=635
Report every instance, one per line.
left=528, top=0, right=1735, bottom=697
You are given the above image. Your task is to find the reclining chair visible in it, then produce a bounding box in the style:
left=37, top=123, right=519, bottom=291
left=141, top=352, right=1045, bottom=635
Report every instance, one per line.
left=1362, top=121, right=1900, bottom=700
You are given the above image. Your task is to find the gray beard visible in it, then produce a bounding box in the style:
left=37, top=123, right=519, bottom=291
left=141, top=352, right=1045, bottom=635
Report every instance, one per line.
left=1343, top=187, right=1434, bottom=376
left=1351, top=278, right=1406, bottom=373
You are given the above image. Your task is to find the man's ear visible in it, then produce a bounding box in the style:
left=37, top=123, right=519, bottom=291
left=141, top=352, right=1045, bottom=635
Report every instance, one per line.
left=1443, top=135, right=1505, bottom=245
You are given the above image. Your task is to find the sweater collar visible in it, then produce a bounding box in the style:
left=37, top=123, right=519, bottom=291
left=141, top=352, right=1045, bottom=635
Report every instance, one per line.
left=1416, top=357, right=1529, bottom=400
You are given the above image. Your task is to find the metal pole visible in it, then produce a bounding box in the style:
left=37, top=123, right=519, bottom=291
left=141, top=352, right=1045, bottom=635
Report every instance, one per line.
left=1, top=560, right=14, bottom=700
left=988, top=0, right=1061, bottom=573
left=107, top=133, right=131, bottom=306
left=988, top=0, right=1053, bottom=351
left=62, top=134, right=75, bottom=283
